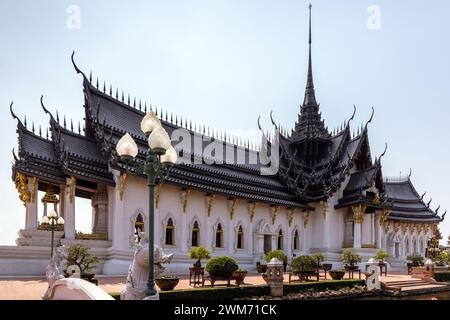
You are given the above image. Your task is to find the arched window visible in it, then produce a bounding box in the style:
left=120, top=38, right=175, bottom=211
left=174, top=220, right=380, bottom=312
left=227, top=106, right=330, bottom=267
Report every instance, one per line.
left=165, top=218, right=174, bottom=246
left=236, top=225, right=244, bottom=249
left=215, top=223, right=223, bottom=248
left=293, top=230, right=299, bottom=251
left=191, top=221, right=200, bottom=247
left=277, top=229, right=283, bottom=250
left=406, top=238, right=410, bottom=255
left=134, top=213, right=144, bottom=243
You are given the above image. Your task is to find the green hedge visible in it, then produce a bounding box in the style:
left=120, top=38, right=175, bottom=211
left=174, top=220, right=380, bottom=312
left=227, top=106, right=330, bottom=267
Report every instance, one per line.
left=160, top=279, right=364, bottom=300
left=283, top=279, right=365, bottom=295
left=110, top=279, right=365, bottom=300
left=434, top=272, right=450, bottom=282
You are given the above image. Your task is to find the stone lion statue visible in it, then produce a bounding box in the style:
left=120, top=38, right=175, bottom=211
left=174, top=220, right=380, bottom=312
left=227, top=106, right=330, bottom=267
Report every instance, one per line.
left=42, top=245, right=69, bottom=300
left=121, top=232, right=174, bottom=300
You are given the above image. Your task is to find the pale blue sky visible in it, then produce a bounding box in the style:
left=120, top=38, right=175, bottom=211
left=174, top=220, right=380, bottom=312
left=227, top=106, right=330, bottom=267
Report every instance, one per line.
left=1, top=0, right=449, bottom=245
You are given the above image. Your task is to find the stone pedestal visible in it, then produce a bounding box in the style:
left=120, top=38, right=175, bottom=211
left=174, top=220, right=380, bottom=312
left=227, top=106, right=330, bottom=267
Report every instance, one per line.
left=266, top=258, right=284, bottom=297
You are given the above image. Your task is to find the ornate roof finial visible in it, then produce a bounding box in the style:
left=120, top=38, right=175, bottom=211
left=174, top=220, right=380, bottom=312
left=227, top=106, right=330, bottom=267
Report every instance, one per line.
left=303, top=3, right=317, bottom=107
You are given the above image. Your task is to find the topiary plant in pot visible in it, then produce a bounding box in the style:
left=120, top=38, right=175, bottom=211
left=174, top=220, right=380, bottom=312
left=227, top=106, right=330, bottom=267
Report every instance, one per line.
left=205, top=256, right=239, bottom=287
left=65, top=244, right=99, bottom=281
left=341, top=249, right=361, bottom=271
left=406, top=253, right=424, bottom=267
left=373, top=250, right=389, bottom=265
left=264, top=250, right=286, bottom=263
left=291, top=255, right=317, bottom=274
left=188, top=246, right=211, bottom=268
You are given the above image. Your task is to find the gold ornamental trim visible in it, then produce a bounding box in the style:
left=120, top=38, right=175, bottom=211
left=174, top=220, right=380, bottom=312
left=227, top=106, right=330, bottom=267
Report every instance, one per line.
left=119, top=173, right=127, bottom=201
left=229, top=198, right=237, bottom=220
left=380, top=209, right=391, bottom=225
left=248, top=202, right=256, bottom=222
left=303, top=211, right=311, bottom=229
left=206, top=194, right=215, bottom=217
left=352, top=204, right=366, bottom=224
left=31, top=177, right=37, bottom=203
left=288, top=209, right=296, bottom=227
left=69, top=176, right=75, bottom=203
left=271, top=205, right=279, bottom=225
left=15, top=172, right=30, bottom=206
left=182, top=189, right=190, bottom=213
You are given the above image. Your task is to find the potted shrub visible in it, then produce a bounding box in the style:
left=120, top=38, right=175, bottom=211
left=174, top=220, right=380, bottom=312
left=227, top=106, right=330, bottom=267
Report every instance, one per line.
left=265, top=250, right=286, bottom=263
left=341, top=249, right=361, bottom=271
left=188, top=246, right=211, bottom=268
left=155, top=275, right=179, bottom=291
left=65, top=244, right=99, bottom=282
left=291, top=255, right=317, bottom=278
left=373, top=250, right=389, bottom=266
left=434, top=251, right=449, bottom=268
left=205, top=256, right=239, bottom=287
left=407, top=253, right=424, bottom=267
left=329, top=270, right=345, bottom=280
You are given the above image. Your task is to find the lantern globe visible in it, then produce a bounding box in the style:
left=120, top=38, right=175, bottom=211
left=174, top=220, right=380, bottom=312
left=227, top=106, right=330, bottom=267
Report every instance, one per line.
left=148, top=126, right=171, bottom=155
left=48, top=209, right=58, bottom=218
left=161, top=146, right=178, bottom=166
left=57, top=217, right=65, bottom=225
left=41, top=216, right=50, bottom=224
left=140, top=112, right=161, bottom=136
left=116, top=133, right=139, bottom=159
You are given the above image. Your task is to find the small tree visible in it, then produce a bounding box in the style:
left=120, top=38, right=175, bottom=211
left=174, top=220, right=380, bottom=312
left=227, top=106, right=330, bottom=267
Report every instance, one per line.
left=435, top=251, right=449, bottom=266
left=341, top=249, right=361, bottom=267
left=66, top=244, right=99, bottom=275
left=188, top=246, right=211, bottom=268
left=291, top=255, right=317, bottom=272
left=373, top=250, right=390, bottom=263
left=312, top=253, right=325, bottom=268
left=264, top=250, right=286, bottom=263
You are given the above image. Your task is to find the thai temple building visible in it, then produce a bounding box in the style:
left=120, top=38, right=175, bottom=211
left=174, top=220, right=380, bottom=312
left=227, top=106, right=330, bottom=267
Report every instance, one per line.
left=0, top=7, right=445, bottom=275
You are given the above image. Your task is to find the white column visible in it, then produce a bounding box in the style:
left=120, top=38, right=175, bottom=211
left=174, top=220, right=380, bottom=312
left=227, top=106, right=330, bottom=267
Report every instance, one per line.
left=227, top=220, right=234, bottom=255
left=247, top=219, right=253, bottom=256
left=63, top=178, right=76, bottom=240
left=180, top=212, right=188, bottom=253
left=371, top=214, right=375, bottom=245
left=302, top=227, right=307, bottom=254
left=255, top=234, right=264, bottom=258
left=321, top=204, right=330, bottom=249
left=353, top=222, right=362, bottom=249
left=25, top=179, right=38, bottom=230
left=286, top=227, right=293, bottom=258
left=376, top=214, right=382, bottom=249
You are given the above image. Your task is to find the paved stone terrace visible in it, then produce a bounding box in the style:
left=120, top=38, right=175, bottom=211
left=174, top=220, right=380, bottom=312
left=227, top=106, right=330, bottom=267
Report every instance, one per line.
left=0, top=270, right=415, bottom=300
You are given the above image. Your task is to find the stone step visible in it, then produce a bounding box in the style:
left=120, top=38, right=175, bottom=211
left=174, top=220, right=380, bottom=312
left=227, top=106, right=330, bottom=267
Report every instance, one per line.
left=384, top=280, right=428, bottom=286
left=400, top=284, right=448, bottom=292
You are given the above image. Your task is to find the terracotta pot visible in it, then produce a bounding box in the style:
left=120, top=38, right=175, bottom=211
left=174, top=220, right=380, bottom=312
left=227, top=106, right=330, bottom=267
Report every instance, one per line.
left=155, top=277, right=179, bottom=291
left=329, top=270, right=345, bottom=280
left=344, top=265, right=359, bottom=271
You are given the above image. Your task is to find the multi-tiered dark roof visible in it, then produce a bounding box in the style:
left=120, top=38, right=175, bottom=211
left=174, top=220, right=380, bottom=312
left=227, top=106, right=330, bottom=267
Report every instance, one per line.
left=10, top=7, right=444, bottom=223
